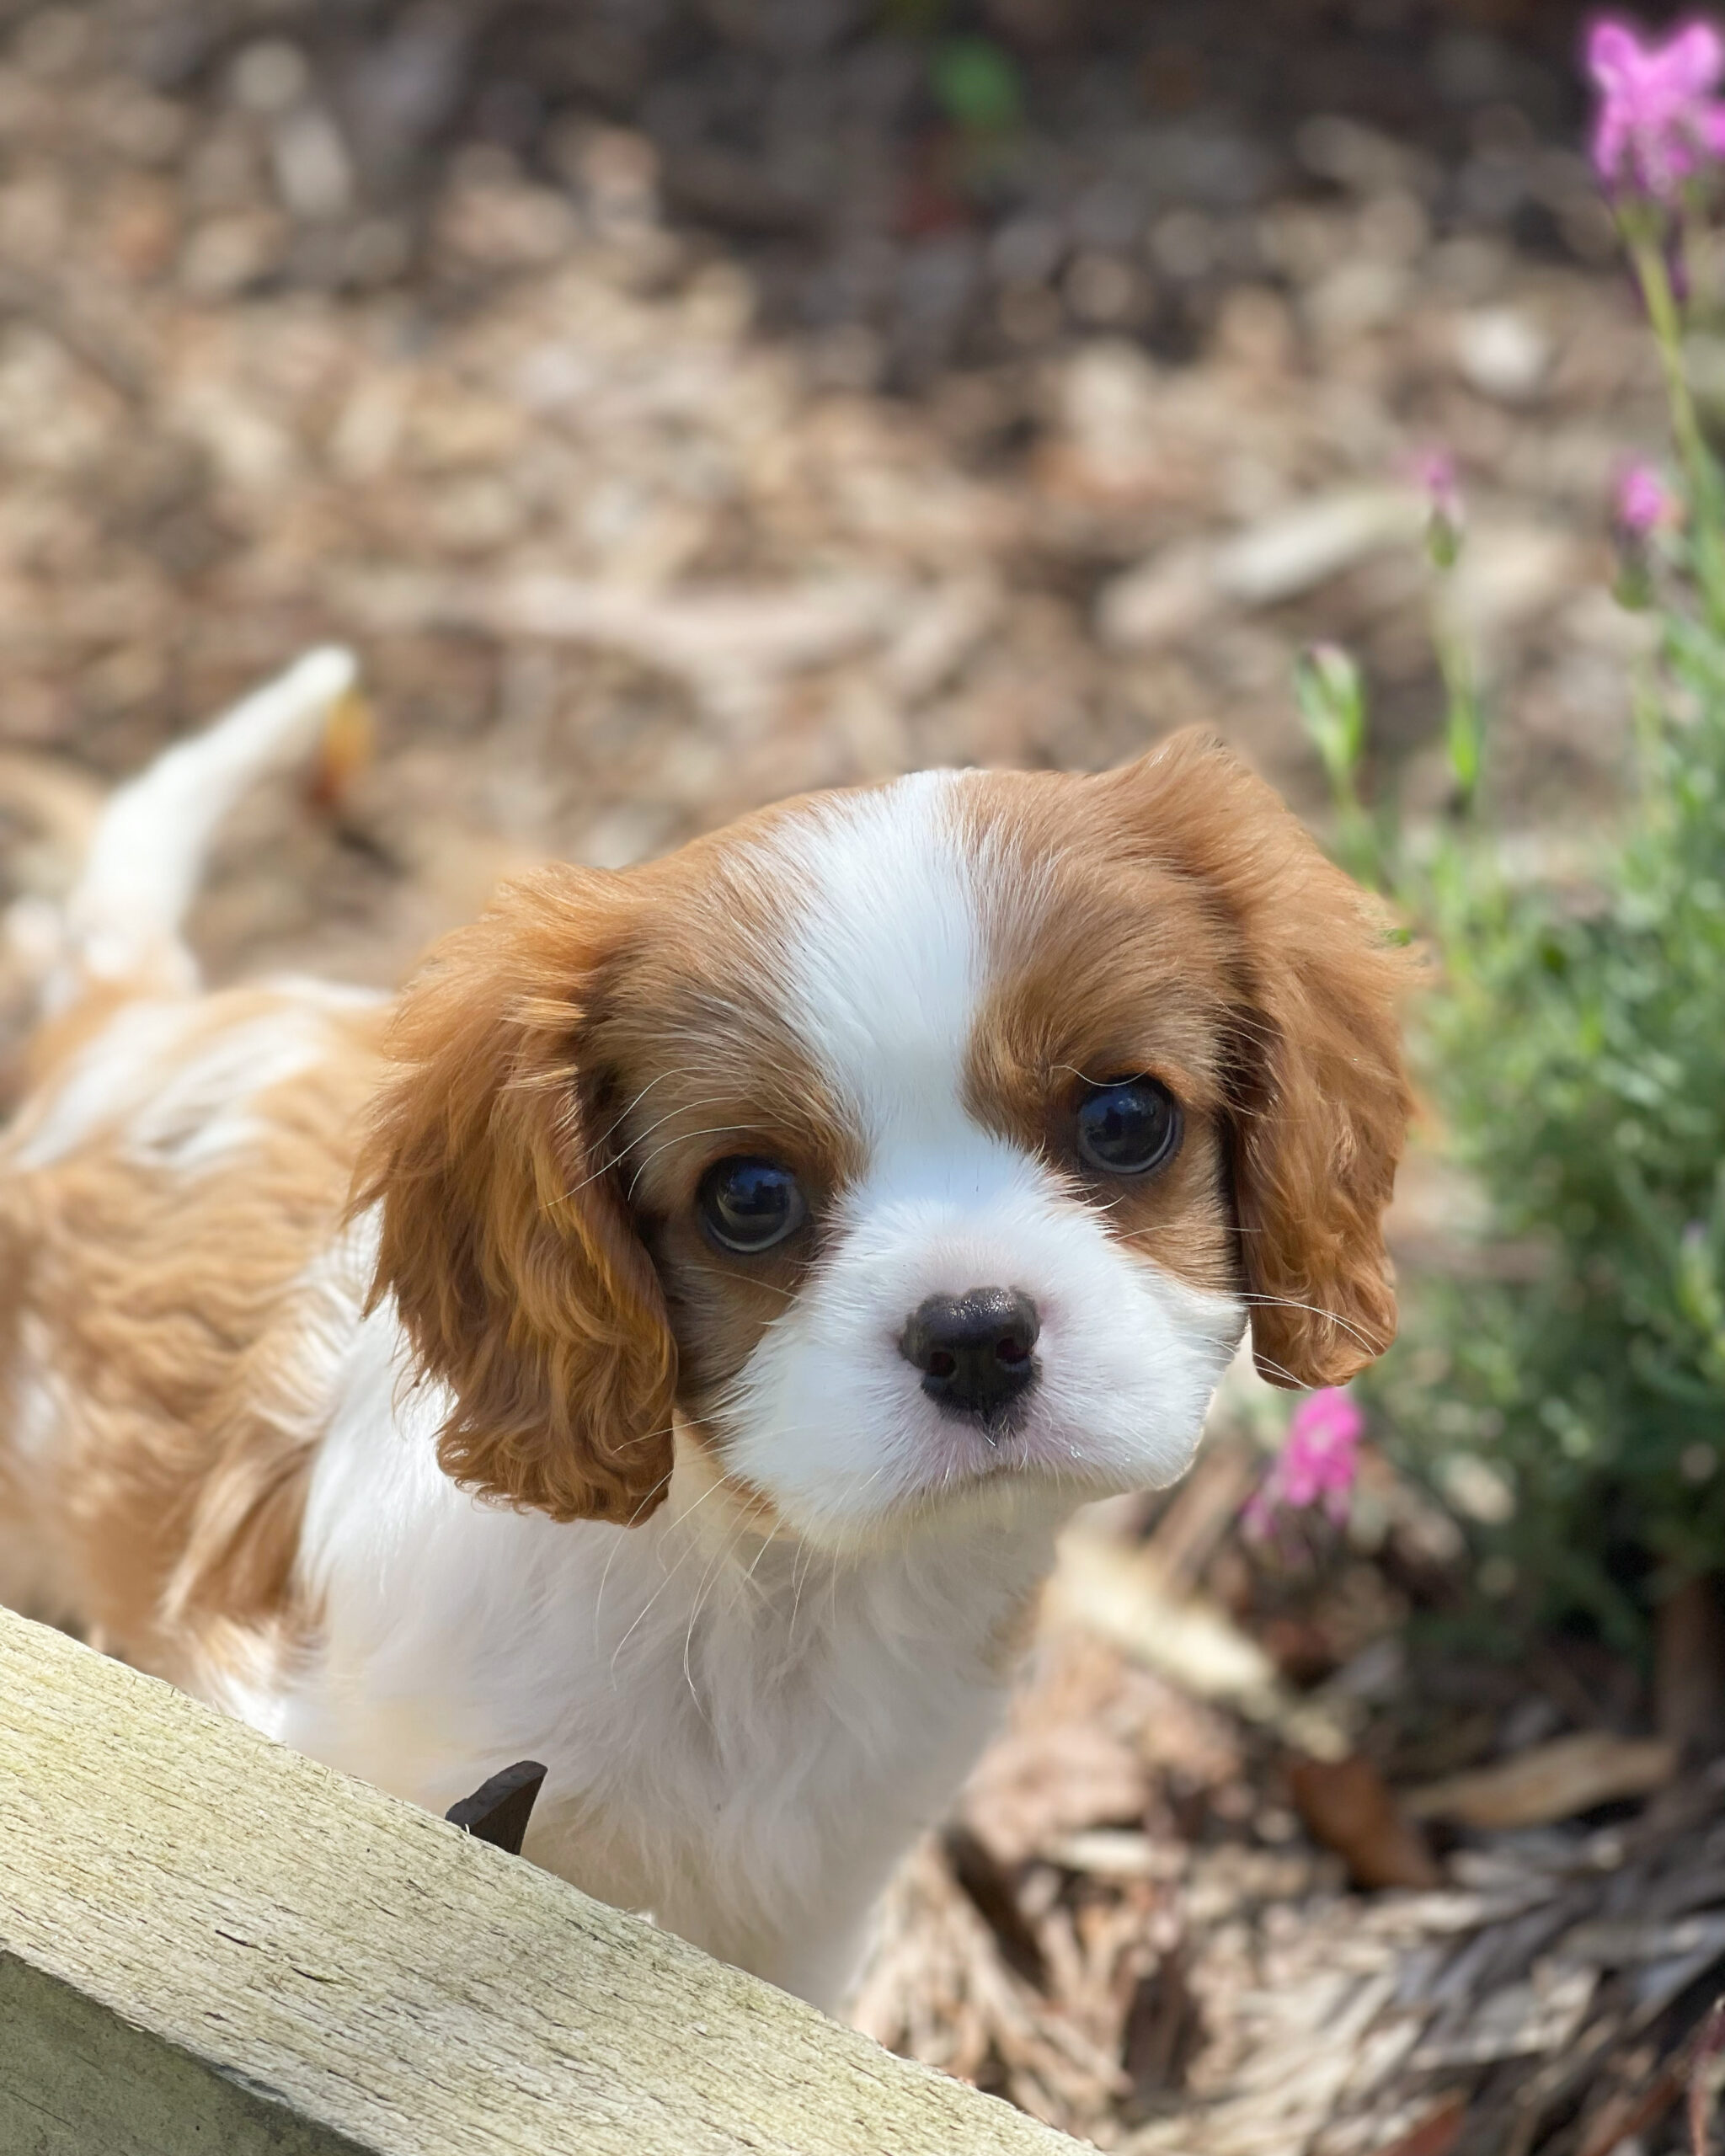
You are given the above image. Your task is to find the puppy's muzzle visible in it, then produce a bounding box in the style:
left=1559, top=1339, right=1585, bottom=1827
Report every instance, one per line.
left=899, top=1288, right=1040, bottom=1430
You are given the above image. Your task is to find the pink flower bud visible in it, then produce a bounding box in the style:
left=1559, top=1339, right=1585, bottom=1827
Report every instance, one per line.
left=1616, top=456, right=1678, bottom=533
left=1414, top=448, right=1465, bottom=568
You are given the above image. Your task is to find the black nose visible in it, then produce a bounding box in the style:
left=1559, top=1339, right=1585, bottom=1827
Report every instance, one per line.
left=900, top=1288, right=1040, bottom=1427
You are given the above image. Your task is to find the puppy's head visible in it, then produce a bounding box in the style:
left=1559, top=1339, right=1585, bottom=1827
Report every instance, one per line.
left=357, top=732, right=1413, bottom=1545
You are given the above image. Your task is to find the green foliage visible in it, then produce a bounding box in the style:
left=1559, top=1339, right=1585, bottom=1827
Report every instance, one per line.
left=1382, top=654, right=1725, bottom=1646
left=1303, top=473, right=1725, bottom=1651
left=928, top=36, right=1023, bottom=136
left=1283, top=29, right=1725, bottom=1653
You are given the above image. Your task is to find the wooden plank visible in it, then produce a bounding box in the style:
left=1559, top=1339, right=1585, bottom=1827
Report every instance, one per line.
left=0, top=1607, right=1083, bottom=2155
left=0, top=1958, right=371, bottom=2156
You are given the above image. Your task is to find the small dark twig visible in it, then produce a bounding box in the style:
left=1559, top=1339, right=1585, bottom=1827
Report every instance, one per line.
left=446, top=1760, right=547, bottom=1856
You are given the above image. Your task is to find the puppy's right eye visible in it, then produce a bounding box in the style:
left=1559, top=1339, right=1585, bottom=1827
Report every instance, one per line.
left=697, top=1157, right=808, bottom=1253
left=1073, top=1075, right=1182, bottom=1176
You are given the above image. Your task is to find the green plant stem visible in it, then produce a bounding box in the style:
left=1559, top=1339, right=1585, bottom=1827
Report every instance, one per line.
left=1311, top=750, right=1381, bottom=889
left=1334, top=792, right=1383, bottom=891
left=1433, top=586, right=1482, bottom=816
left=1632, top=238, right=1725, bottom=632
left=1630, top=648, right=1669, bottom=815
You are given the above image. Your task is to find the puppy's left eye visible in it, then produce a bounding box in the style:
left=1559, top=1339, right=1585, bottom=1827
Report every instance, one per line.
left=1074, top=1077, right=1182, bottom=1176
left=697, top=1156, right=809, bottom=1253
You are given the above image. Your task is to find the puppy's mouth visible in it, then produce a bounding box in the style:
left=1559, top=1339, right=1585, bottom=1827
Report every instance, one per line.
left=930, top=1405, right=1082, bottom=1476
left=937, top=1399, right=1033, bottom=1448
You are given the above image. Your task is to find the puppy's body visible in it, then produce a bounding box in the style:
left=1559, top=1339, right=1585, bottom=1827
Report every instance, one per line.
left=0, top=655, right=1411, bottom=2009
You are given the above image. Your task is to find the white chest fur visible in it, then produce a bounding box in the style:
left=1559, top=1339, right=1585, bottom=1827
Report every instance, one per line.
left=268, top=1291, right=1060, bottom=2009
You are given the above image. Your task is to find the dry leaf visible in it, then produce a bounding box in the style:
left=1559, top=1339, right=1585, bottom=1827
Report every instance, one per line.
left=1289, top=1754, right=1443, bottom=1892
left=307, top=687, right=377, bottom=812
left=1403, top=1733, right=1677, bottom=1831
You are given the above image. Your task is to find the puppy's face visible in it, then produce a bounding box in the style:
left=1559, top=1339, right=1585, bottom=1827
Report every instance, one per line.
left=597, top=772, right=1247, bottom=1544
left=360, top=734, right=1413, bottom=1545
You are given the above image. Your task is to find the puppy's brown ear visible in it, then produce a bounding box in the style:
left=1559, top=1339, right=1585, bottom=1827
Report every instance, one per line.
left=1116, top=731, right=1417, bottom=1390
left=352, top=866, right=676, bottom=1524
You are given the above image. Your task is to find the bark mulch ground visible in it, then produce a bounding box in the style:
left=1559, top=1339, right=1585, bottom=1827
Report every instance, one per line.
left=3, top=6, right=1718, bottom=2150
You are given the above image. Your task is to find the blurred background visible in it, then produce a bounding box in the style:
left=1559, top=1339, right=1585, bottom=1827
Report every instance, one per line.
left=2, top=3, right=1719, bottom=2153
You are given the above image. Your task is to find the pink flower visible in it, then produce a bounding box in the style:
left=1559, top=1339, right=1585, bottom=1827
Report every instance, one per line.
left=1413, top=447, right=1465, bottom=567
left=1415, top=448, right=1461, bottom=520
left=1586, top=16, right=1725, bottom=200
left=1616, top=456, right=1678, bottom=532
left=1243, top=1389, right=1365, bottom=1540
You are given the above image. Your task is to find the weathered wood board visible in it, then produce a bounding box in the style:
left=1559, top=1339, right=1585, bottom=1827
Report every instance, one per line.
left=0, top=1606, right=1085, bottom=2155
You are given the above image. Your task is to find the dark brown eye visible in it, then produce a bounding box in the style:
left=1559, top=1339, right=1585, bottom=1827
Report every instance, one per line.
left=697, top=1157, right=808, bottom=1253
left=1074, top=1077, right=1182, bottom=1176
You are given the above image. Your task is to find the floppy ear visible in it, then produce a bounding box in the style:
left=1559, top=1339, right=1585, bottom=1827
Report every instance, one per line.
left=1116, top=731, right=1417, bottom=1390
left=351, top=865, right=677, bottom=1524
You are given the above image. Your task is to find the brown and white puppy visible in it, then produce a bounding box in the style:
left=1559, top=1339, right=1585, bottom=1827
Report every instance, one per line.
left=0, top=651, right=1411, bottom=2009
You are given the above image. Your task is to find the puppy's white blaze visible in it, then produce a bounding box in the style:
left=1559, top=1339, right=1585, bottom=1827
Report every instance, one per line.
left=728, top=777, right=1242, bottom=1544
left=767, top=771, right=991, bottom=1152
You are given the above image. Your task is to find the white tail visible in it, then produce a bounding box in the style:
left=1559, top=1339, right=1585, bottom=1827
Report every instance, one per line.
left=36, top=646, right=358, bottom=1013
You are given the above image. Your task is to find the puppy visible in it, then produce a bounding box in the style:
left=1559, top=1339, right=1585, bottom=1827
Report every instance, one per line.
left=0, top=650, right=1411, bottom=2009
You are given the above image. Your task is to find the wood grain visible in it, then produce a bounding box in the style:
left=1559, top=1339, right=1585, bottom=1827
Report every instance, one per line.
left=0, top=1606, right=1083, bottom=2155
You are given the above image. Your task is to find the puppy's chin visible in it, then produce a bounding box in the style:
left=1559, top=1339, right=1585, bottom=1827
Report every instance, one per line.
left=690, top=1433, right=1076, bottom=1561
left=702, top=1377, right=1229, bottom=1560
